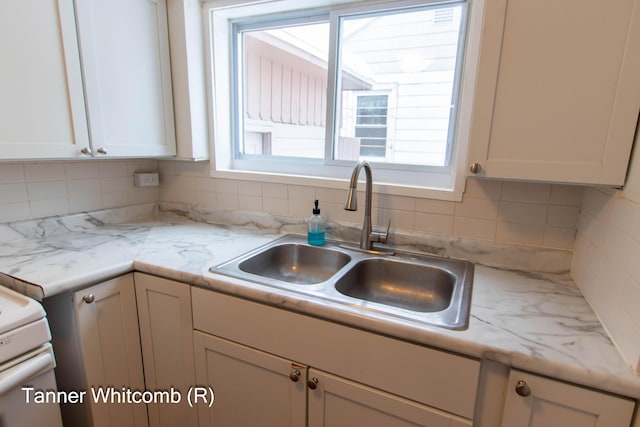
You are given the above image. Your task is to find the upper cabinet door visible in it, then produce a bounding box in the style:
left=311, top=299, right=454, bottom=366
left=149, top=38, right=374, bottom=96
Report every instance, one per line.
left=468, top=0, right=640, bottom=185
left=0, top=0, right=90, bottom=159
left=75, top=0, right=177, bottom=158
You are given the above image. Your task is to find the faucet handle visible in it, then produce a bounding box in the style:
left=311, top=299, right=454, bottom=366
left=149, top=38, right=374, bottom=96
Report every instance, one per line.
left=371, top=220, right=391, bottom=244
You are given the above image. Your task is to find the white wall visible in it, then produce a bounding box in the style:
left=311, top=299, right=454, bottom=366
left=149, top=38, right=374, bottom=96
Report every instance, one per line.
left=0, top=160, right=158, bottom=222
left=158, top=160, right=582, bottom=250
left=572, top=138, right=640, bottom=373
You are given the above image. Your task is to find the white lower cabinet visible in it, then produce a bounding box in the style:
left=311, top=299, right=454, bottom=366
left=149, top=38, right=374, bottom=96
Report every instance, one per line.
left=501, top=369, right=635, bottom=427
left=307, top=368, right=471, bottom=427
left=193, top=332, right=306, bottom=426
left=191, top=285, right=477, bottom=427
left=55, top=273, right=637, bottom=427
left=45, top=273, right=148, bottom=427
left=193, top=331, right=470, bottom=427
left=135, top=273, right=197, bottom=427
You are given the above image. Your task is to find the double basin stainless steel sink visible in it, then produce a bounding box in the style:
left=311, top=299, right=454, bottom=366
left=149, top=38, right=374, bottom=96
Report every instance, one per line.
left=210, top=235, right=474, bottom=330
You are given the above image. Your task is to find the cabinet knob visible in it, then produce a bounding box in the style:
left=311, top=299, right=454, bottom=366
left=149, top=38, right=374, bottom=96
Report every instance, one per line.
left=469, top=163, right=482, bottom=174
left=96, top=147, right=108, bottom=155
left=82, top=294, right=95, bottom=304
left=80, top=148, right=92, bottom=156
left=290, top=369, right=301, bottom=382
left=307, top=377, right=319, bottom=390
left=515, top=380, right=531, bottom=397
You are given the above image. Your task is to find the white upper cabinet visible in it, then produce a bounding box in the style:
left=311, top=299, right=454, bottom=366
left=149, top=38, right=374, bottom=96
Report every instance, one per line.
left=0, top=0, right=90, bottom=159
left=468, top=0, right=640, bottom=185
left=75, top=0, right=176, bottom=158
left=166, top=0, right=209, bottom=160
left=0, top=0, right=176, bottom=160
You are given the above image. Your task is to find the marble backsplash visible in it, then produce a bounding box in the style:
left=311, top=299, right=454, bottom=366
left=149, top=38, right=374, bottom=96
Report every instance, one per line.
left=156, top=202, right=573, bottom=274
left=0, top=201, right=572, bottom=275
left=158, top=160, right=583, bottom=251
left=0, top=159, right=583, bottom=251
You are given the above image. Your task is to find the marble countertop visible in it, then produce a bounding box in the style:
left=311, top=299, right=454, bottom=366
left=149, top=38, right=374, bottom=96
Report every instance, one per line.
left=1, top=203, right=639, bottom=400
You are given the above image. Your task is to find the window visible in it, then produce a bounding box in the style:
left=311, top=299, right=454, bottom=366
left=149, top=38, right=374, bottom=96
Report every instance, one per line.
left=237, top=20, right=330, bottom=161
left=352, top=94, right=389, bottom=159
left=434, top=7, right=455, bottom=24
left=208, top=0, right=478, bottom=200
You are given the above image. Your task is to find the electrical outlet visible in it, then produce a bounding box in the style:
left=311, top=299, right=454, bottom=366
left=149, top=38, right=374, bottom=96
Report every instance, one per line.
left=134, top=172, right=160, bottom=187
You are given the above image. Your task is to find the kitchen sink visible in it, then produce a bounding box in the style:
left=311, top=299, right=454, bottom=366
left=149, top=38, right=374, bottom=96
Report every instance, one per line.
left=334, top=258, right=455, bottom=312
left=210, top=235, right=474, bottom=330
left=239, top=243, right=351, bottom=284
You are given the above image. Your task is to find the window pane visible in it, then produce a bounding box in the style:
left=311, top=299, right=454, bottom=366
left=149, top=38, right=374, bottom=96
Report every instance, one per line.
left=358, top=95, right=388, bottom=107
left=357, top=116, right=387, bottom=125
left=356, top=127, right=387, bottom=138
left=360, top=146, right=386, bottom=156
left=238, top=22, right=329, bottom=159
left=334, top=5, right=464, bottom=166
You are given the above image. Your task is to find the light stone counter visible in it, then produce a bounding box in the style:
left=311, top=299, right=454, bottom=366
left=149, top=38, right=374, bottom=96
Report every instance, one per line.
left=1, top=202, right=639, bottom=401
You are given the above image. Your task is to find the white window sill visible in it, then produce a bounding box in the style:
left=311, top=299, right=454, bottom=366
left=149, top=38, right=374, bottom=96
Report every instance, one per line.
left=210, top=167, right=465, bottom=201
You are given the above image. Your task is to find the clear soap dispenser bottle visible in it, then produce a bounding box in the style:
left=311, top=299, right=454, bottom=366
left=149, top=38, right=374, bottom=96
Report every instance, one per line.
left=307, top=199, right=325, bottom=246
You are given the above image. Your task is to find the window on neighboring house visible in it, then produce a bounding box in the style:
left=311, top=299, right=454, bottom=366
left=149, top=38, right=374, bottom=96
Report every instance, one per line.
left=208, top=0, right=476, bottom=200
left=351, top=94, right=389, bottom=159
left=433, top=7, right=455, bottom=24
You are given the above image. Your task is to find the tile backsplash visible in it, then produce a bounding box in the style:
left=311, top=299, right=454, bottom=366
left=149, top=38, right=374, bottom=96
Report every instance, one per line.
left=0, top=159, right=583, bottom=250
left=571, top=139, right=640, bottom=373
left=572, top=187, right=640, bottom=373
left=0, top=160, right=159, bottom=222
left=157, top=160, right=582, bottom=250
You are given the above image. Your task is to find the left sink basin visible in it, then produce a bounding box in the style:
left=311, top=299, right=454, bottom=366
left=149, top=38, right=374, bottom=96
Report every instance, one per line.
left=238, top=243, right=351, bottom=284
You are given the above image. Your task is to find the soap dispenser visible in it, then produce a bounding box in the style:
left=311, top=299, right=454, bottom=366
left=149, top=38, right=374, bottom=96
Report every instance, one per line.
left=307, top=199, right=325, bottom=246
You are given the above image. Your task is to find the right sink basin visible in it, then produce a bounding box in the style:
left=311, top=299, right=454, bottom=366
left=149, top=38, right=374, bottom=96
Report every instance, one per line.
left=334, top=258, right=455, bottom=313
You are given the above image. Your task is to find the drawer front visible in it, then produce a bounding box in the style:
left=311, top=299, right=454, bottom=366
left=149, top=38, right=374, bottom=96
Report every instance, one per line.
left=192, top=286, right=480, bottom=418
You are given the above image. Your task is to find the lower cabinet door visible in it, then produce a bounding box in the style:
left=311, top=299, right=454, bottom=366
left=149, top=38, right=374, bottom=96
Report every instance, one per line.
left=307, top=368, right=471, bottom=427
left=135, top=273, right=197, bottom=427
left=74, top=274, right=148, bottom=427
left=501, top=369, right=635, bottom=427
left=193, top=331, right=306, bottom=427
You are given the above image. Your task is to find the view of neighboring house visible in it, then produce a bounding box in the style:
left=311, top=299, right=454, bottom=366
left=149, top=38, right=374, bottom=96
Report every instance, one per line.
left=239, top=5, right=464, bottom=167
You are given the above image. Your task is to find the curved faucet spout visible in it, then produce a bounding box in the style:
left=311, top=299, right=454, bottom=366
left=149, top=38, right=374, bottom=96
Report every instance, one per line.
left=344, top=161, right=388, bottom=251
left=345, top=161, right=372, bottom=215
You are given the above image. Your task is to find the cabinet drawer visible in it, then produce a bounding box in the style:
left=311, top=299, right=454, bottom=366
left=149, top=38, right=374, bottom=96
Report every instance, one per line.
left=192, top=287, right=480, bottom=418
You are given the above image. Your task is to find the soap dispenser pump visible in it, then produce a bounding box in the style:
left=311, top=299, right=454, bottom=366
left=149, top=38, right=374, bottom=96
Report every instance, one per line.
left=307, top=199, right=325, bottom=246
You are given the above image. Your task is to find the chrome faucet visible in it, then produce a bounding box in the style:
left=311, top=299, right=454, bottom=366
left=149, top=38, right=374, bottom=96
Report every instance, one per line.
left=344, top=161, right=390, bottom=251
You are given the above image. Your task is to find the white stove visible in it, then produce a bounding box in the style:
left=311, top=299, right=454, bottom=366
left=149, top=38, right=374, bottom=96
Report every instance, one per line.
left=0, top=285, right=63, bottom=426
left=0, top=286, right=50, bottom=364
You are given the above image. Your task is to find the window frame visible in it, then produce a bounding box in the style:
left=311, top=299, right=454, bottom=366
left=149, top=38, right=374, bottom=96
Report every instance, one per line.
left=206, top=0, right=483, bottom=201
